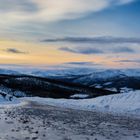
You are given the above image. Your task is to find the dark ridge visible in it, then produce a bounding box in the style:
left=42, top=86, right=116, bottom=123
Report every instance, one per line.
left=0, top=74, right=117, bottom=99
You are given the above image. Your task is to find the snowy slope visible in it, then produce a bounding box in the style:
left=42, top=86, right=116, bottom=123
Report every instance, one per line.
left=22, top=90, right=140, bottom=116
left=0, top=95, right=6, bottom=102
left=0, top=91, right=19, bottom=105
left=0, top=92, right=26, bottom=106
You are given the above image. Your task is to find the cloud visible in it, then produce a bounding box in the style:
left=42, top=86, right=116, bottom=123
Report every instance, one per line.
left=111, top=47, right=135, bottom=53
left=0, top=0, right=38, bottom=13
left=48, top=36, right=137, bottom=55
left=61, top=61, right=103, bottom=69
left=59, top=47, right=103, bottom=54
left=0, top=0, right=136, bottom=23
left=0, top=0, right=137, bottom=41
left=115, top=59, right=140, bottom=63
left=59, top=46, right=135, bottom=55
left=42, top=36, right=140, bottom=44
left=65, top=61, right=99, bottom=65
left=118, top=0, right=135, bottom=4
left=5, top=48, right=28, bottom=54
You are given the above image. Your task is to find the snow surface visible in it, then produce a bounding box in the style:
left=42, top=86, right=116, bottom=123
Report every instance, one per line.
left=0, top=92, right=27, bottom=107
left=22, top=90, right=140, bottom=116
left=70, top=94, right=89, bottom=99
left=0, top=84, right=140, bottom=116
left=0, top=95, right=20, bottom=106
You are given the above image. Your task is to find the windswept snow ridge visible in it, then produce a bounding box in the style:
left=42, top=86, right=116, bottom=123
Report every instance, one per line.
left=23, top=91, right=140, bottom=116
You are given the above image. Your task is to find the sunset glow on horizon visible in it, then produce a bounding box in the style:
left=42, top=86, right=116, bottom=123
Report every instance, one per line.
left=0, top=0, right=140, bottom=69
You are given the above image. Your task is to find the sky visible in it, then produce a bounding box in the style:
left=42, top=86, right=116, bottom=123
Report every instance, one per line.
left=0, top=0, right=140, bottom=69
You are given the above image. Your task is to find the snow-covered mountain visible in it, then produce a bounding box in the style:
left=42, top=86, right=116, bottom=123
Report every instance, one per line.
left=1, top=68, right=140, bottom=93
left=31, top=68, right=94, bottom=78
left=0, top=69, right=20, bottom=75
left=1, top=67, right=140, bottom=79
left=31, top=68, right=140, bottom=77
left=31, top=69, right=140, bottom=92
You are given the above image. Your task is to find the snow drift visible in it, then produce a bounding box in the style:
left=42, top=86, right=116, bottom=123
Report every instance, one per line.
left=23, top=90, right=140, bottom=116
left=0, top=91, right=25, bottom=106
